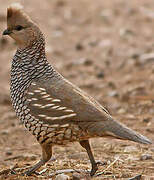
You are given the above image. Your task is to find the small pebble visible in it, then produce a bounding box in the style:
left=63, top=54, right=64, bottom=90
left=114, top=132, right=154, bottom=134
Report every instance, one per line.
left=75, top=43, right=84, bottom=51
left=118, top=108, right=126, bottom=114
left=83, top=59, right=93, bottom=66
left=124, top=146, right=138, bottom=153
left=72, top=58, right=92, bottom=66
left=96, top=71, right=105, bottom=78
left=72, top=173, right=83, bottom=180
left=119, top=28, right=134, bottom=37
left=108, top=90, right=119, bottom=97
left=1, top=130, right=9, bottom=135
left=131, top=52, right=140, bottom=59
left=146, top=128, right=154, bottom=133
left=150, top=148, right=154, bottom=152
left=139, top=53, right=154, bottom=64
left=56, top=0, right=65, bottom=7
left=142, top=118, right=151, bottom=123
left=55, top=173, right=70, bottom=180
left=108, top=81, right=116, bottom=89
left=72, top=172, right=90, bottom=180
left=6, top=151, right=12, bottom=156
left=140, top=154, right=152, bottom=161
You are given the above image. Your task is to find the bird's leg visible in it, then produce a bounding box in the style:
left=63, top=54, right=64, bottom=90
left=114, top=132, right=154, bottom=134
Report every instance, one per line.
left=79, top=140, right=98, bottom=176
left=23, top=144, right=52, bottom=176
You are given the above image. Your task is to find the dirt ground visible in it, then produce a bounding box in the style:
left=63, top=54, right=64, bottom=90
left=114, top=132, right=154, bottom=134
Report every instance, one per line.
left=0, top=0, right=154, bottom=179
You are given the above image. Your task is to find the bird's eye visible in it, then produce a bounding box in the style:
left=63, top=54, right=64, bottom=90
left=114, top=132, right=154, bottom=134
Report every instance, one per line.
left=15, top=25, right=24, bottom=31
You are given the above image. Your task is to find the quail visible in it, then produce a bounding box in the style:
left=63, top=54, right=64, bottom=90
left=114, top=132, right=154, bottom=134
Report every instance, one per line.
left=3, top=3, right=152, bottom=176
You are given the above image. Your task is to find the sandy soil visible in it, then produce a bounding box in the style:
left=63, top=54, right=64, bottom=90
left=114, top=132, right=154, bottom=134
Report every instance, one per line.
left=0, top=0, right=154, bottom=179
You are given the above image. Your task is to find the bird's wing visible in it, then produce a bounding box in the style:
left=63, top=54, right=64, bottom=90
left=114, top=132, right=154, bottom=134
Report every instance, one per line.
left=25, top=81, right=78, bottom=126
left=25, top=78, right=152, bottom=144
left=25, top=77, right=111, bottom=126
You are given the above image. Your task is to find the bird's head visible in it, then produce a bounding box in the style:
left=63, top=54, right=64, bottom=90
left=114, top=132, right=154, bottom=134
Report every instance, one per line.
left=3, top=3, right=43, bottom=49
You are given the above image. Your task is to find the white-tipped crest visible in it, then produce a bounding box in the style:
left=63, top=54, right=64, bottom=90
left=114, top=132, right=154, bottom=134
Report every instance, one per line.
left=5, top=3, right=44, bottom=48
left=9, top=3, right=23, bottom=11
left=7, top=3, right=32, bottom=26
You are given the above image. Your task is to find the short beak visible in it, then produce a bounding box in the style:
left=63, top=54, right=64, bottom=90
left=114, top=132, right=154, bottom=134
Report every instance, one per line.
left=2, top=29, right=12, bottom=35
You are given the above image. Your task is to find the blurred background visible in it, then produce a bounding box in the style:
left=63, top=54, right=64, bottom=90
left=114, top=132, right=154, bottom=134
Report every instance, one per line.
left=0, top=0, right=154, bottom=179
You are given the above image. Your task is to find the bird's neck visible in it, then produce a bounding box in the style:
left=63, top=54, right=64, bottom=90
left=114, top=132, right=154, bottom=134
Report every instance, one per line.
left=12, top=35, right=58, bottom=84
left=17, top=36, right=46, bottom=61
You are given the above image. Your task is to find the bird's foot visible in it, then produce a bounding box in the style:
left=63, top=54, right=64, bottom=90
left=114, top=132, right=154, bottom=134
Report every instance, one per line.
left=22, top=169, right=34, bottom=176
left=90, top=160, right=106, bottom=176
left=90, top=166, right=98, bottom=176
left=22, top=169, right=41, bottom=176
left=95, top=160, right=107, bottom=166
left=22, top=159, right=45, bottom=176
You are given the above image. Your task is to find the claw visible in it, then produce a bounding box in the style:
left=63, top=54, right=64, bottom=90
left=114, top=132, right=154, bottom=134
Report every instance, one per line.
left=90, top=163, right=98, bottom=176
left=95, top=160, right=106, bottom=166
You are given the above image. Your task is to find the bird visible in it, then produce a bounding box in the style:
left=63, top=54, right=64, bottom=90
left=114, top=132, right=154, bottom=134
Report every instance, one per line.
left=3, top=3, right=152, bottom=176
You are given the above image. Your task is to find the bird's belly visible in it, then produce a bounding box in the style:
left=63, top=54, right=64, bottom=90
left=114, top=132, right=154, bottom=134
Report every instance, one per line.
left=32, top=123, right=91, bottom=145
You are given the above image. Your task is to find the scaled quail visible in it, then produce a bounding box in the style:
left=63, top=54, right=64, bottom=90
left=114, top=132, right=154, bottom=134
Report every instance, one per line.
left=3, top=4, right=152, bottom=176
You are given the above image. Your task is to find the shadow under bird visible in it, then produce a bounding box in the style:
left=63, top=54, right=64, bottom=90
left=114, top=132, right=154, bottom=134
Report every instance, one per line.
left=3, top=3, right=152, bottom=176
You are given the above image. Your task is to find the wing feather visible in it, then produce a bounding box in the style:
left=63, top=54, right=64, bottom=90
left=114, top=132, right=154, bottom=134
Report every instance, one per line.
left=25, top=81, right=78, bottom=126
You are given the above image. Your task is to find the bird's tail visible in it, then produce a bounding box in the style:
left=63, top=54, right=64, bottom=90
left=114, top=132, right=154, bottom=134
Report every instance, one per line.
left=103, top=118, right=152, bottom=144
